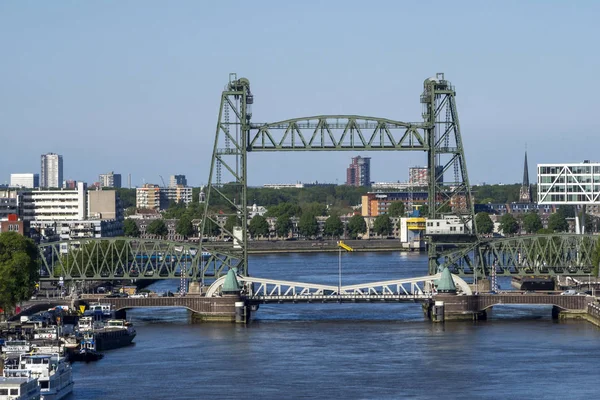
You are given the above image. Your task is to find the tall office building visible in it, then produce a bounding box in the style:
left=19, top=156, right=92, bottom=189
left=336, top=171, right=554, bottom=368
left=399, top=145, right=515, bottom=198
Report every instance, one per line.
left=169, top=175, right=187, bottom=187
left=10, top=173, right=39, bottom=188
left=346, top=156, right=371, bottom=187
left=40, top=153, right=63, bottom=188
left=99, top=171, right=122, bottom=188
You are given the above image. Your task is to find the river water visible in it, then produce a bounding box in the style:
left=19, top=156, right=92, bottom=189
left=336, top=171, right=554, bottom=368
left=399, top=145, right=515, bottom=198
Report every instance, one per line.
left=71, top=252, right=600, bottom=399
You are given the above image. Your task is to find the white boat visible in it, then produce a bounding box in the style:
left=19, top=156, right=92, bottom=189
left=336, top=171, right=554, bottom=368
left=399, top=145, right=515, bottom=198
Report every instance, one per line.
left=33, top=328, right=58, bottom=341
left=1, top=340, right=31, bottom=355
left=0, top=370, right=41, bottom=400
left=83, top=303, right=112, bottom=318
left=17, top=354, right=73, bottom=400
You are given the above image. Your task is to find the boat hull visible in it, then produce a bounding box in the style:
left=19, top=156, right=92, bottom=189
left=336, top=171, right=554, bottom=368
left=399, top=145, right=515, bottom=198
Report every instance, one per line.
left=40, top=381, right=74, bottom=400
left=94, top=331, right=136, bottom=351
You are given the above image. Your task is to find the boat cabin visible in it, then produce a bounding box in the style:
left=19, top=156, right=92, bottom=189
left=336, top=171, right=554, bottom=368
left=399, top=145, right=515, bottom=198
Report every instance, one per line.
left=1, top=340, right=31, bottom=355
left=33, top=327, right=58, bottom=341
left=0, top=371, right=40, bottom=400
left=83, top=303, right=112, bottom=318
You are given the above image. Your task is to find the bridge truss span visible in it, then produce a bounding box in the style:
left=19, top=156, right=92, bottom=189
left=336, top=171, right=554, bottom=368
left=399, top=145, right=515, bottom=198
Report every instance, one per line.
left=38, top=238, right=237, bottom=281
left=436, top=233, right=600, bottom=276
left=248, top=115, right=427, bottom=151
left=205, top=273, right=472, bottom=302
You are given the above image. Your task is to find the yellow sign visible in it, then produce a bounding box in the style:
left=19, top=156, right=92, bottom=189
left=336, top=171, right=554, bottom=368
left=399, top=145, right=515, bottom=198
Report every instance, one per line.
left=79, top=305, right=86, bottom=314
left=337, top=240, right=354, bottom=252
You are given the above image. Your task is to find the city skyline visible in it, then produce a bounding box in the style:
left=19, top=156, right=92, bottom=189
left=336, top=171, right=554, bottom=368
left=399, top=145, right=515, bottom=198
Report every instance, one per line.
left=1, top=2, right=599, bottom=187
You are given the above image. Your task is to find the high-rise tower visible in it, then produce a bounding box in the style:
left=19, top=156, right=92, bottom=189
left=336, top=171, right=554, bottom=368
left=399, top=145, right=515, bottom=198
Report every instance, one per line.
left=519, top=151, right=532, bottom=202
left=40, top=153, right=63, bottom=188
left=346, top=156, right=371, bottom=187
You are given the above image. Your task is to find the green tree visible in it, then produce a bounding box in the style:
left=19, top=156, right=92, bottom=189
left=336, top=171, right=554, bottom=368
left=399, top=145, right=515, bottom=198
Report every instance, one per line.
left=592, top=238, right=600, bottom=277
left=176, top=215, right=195, bottom=238
left=499, top=213, right=519, bottom=235
left=323, top=215, right=344, bottom=238
left=347, top=214, right=367, bottom=239
left=475, top=212, right=494, bottom=235
left=265, top=203, right=302, bottom=218
left=537, top=228, right=553, bottom=234
left=248, top=215, right=270, bottom=239
left=522, top=212, right=543, bottom=234
left=203, top=218, right=221, bottom=237
left=419, top=204, right=429, bottom=217
left=147, top=219, right=168, bottom=238
left=578, top=211, right=595, bottom=233
left=0, top=232, right=39, bottom=314
left=301, top=202, right=327, bottom=217
left=224, top=215, right=241, bottom=235
left=298, top=214, right=319, bottom=238
left=548, top=210, right=569, bottom=233
left=163, top=201, right=187, bottom=220
left=275, top=216, right=292, bottom=239
left=438, top=203, right=452, bottom=214
left=123, top=219, right=140, bottom=237
left=387, top=201, right=406, bottom=217
left=373, top=214, right=393, bottom=237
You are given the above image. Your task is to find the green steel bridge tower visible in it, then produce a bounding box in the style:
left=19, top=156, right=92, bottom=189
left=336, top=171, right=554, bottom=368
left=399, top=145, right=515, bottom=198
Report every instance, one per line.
left=200, top=73, right=477, bottom=278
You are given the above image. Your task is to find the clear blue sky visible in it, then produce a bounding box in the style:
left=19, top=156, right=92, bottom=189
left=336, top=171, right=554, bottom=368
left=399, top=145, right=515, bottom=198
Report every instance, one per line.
left=1, top=1, right=599, bottom=187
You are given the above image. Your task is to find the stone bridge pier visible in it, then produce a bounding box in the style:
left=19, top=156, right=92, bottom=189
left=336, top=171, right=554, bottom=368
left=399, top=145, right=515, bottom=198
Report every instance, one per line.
left=425, top=294, right=590, bottom=322
left=85, top=294, right=251, bottom=323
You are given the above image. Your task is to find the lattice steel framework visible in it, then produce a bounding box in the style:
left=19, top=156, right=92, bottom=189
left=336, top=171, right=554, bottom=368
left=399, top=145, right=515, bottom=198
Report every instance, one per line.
left=201, top=73, right=476, bottom=280
left=437, top=234, right=600, bottom=276
left=38, top=238, right=235, bottom=281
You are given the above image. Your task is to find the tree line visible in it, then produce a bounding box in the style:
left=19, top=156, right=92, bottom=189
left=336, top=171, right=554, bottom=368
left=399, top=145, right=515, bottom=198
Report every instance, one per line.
left=123, top=200, right=409, bottom=240
left=475, top=207, right=598, bottom=236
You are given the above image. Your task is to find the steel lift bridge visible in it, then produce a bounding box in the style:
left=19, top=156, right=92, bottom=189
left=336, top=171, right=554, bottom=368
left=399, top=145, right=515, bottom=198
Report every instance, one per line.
left=199, top=72, right=599, bottom=291
left=199, top=72, right=477, bottom=294
left=38, top=74, right=599, bottom=291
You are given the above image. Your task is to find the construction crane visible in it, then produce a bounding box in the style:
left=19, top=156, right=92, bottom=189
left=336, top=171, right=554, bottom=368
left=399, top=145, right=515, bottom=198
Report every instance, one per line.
left=158, top=175, right=167, bottom=188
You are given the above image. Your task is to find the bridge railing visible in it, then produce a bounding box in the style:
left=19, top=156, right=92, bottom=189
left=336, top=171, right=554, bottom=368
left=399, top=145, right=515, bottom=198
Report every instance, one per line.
left=250, top=293, right=432, bottom=303
left=587, top=302, right=600, bottom=319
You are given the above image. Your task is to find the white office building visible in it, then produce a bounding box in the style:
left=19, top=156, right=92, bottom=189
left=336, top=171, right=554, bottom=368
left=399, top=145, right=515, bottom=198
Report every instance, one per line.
left=40, top=153, right=63, bottom=188
left=538, top=162, right=600, bottom=204
left=10, top=173, right=39, bottom=188
left=21, top=182, right=87, bottom=221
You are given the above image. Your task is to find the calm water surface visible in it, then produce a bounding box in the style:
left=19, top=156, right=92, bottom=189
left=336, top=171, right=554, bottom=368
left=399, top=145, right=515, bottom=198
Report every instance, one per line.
left=71, top=252, right=600, bottom=399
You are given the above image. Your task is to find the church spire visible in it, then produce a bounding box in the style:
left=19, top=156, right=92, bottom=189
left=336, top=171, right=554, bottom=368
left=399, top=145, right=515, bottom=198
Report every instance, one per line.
left=519, top=151, right=532, bottom=202
left=522, top=151, right=530, bottom=186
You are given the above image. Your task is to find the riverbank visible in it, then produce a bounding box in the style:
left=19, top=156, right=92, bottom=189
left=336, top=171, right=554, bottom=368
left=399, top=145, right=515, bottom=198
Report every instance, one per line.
left=247, top=239, right=425, bottom=254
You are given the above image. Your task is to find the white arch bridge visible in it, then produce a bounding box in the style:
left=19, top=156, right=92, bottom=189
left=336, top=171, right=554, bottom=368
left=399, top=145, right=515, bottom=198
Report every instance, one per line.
left=205, top=272, right=472, bottom=303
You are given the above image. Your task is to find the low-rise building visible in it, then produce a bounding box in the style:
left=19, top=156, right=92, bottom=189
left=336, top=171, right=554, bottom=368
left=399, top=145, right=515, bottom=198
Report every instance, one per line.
left=136, top=184, right=163, bottom=210
left=0, top=190, right=19, bottom=219
left=21, top=182, right=87, bottom=221
left=162, top=185, right=192, bottom=205
left=361, top=191, right=428, bottom=217
left=0, top=214, right=28, bottom=235
left=10, top=173, right=39, bottom=189
left=88, top=190, right=121, bottom=220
